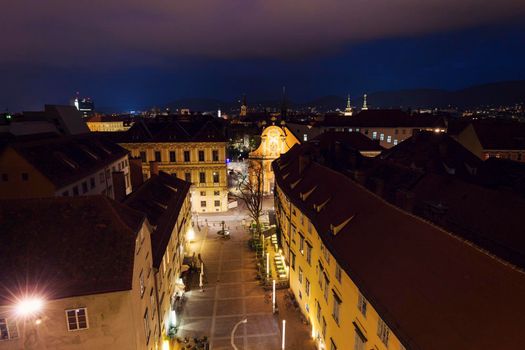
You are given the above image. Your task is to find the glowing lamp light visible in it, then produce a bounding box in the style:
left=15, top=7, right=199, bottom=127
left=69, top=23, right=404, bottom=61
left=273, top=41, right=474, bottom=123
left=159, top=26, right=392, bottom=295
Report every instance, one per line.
left=162, top=339, right=170, bottom=350
left=16, top=297, right=43, bottom=317
left=187, top=228, right=195, bottom=242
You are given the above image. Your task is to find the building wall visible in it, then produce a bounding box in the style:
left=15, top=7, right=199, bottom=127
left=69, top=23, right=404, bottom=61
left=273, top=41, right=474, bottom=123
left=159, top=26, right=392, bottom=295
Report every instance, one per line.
left=274, top=184, right=406, bottom=350
left=86, top=121, right=130, bottom=132
left=120, top=142, right=228, bottom=212
left=54, top=155, right=132, bottom=198
left=155, top=193, right=193, bottom=341
left=0, top=148, right=56, bottom=198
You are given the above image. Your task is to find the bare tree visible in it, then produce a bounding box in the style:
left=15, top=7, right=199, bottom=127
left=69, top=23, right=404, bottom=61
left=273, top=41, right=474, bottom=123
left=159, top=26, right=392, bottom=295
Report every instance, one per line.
left=233, top=161, right=264, bottom=237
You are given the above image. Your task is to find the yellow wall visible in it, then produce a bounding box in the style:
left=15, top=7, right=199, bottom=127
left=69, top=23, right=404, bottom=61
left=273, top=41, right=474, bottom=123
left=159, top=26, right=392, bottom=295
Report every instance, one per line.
left=275, top=184, right=406, bottom=350
left=119, top=142, right=228, bottom=212
left=0, top=147, right=56, bottom=198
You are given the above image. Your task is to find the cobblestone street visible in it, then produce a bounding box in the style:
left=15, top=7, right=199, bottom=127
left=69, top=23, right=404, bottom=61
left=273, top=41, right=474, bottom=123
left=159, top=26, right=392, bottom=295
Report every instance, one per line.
left=178, top=204, right=315, bottom=350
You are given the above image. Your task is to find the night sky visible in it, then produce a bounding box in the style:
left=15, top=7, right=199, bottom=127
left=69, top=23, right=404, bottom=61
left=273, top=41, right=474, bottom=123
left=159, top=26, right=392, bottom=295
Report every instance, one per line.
left=1, top=0, right=525, bottom=111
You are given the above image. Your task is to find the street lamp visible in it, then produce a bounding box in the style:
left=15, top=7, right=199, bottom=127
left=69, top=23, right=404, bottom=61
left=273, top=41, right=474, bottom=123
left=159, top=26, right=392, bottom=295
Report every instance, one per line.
left=15, top=297, right=43, bottom=317
left=231, top=318, right=248, bottom=350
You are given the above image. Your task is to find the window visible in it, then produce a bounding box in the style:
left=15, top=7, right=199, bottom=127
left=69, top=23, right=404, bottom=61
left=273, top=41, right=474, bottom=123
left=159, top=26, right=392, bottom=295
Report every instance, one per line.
left=139, top=270, right=145, bottom=297
left=298, top=267, right=303, bottom=284
left=290, top=251, right=296, bottom=270
left=213, top=172, right=219, bottom=183
left=354, top=329, right=366, bottom=350
left=380, top=133, right=385, bottom=141
left=299, top=235, right=305, bottom=254
left=306, top=243, right=312, bottom=265
left=324, top=275, right=329, bottom=301
left=140, top=151, right=147, bottom=162
left=372, top=131, right=377, bottom=139
left=82, top=181, right=88, bottom=193
left=387, top=135, right=392, bottom=143
left=66, top=308, right=89, bottom=331
left=21, top=173, right=29, bottom=181
left=73, top=186, right=79, bottom=196
left=169, top=151, right=176, bottom=162
left=212, top=150, right=219, bottom=161
left=330, top=338, right=337, bottom=350
left=322, top=317, right=327, bottom=338
left=143, top=309, right=151, bottom=343
left=395, top=129, right=399, bottom=135
left=214, top=190, right=220, bottom=196
left=332, top=292, right=341, bottom=324
left=200, top=191, right=206, bottom=196
left=0, top=318, right=18, bottom=340
left=90, top=177, right=95, bottom=189
left=394, top=139, right=398, bottom=145
left=377, top=318, right=390, bottom=345
left=199, top=172, right=206, bottom=183
left=184, top=150, right=190, bottom=162
left=154, top=151, right=161, bottom=162
left=305, top=278, right=310, bottom=296
left=184, top=172, right=191, bottom=183
left=318, top=263, right=324, bottom=289
left=150, top=289, right=156, bottom=318
left=214, top=200, right=221, bottom=207
left=198, top=150, right=205, bottom=162
left=201, top=201, right=206, bottom=207
left=1, top=173, right=8, bottom=182
left=357, top=292, right=367, bottom=317
left=321, top=244, right=330, bottom=265
left=303, top=134, right=308, bottom=142
left=335, top=264, right=341, bottom=283
left=316, top=301, right=321, bottom=322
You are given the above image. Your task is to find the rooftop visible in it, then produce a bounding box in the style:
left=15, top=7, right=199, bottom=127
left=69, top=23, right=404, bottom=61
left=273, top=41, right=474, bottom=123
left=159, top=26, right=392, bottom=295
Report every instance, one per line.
left=273, top=146, right=525, bottom=350
left=0, top=196, right=144, bottom=304
left=320, top=109, right=446, bottom=128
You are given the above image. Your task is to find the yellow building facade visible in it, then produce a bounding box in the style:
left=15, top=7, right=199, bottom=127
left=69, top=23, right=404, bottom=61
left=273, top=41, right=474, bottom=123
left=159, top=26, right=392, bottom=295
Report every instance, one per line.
left=274, top=186, right=404, bottom=350
left=120, top=141, right=228, bottom=213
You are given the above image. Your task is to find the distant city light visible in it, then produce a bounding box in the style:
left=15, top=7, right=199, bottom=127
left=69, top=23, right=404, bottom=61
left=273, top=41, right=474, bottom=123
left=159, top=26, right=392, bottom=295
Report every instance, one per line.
left=15, top=297, right=44, bottom=317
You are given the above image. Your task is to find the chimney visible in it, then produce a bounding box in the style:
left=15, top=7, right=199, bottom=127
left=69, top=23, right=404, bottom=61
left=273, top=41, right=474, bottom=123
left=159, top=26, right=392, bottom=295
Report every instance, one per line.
left=111, top=171, right=127, bottom=202
left=129, top=157, right=144, bottom=190
left=298, top=154, right=310, bottom=174
left=374, top=178, right=385, bottom=197
left=354, top=170, right=367, bottom=186
left=149, top=161, right=159, bottom=176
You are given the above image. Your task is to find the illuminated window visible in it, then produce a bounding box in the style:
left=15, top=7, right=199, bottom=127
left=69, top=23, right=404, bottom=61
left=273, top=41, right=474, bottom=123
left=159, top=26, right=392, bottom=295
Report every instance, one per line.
left=357, top=292, right=367, bottom=317
left=139, top=270, right=145, bottom=297
left=0, top=318, right=18, bottom=340
left=303, top=134, right=308, bottom=142
left=387, top=136, right=392, bottom=143
left=298, top=267, right=303, bottom=284
left=372, top=131, right=377, bottom=139
left=394, top=139, right=398, bottom=145
left=66, top=308, right=89, bottom=331
left=380, top=133, right=384, bottom=141
left=299, top=235, right=305, bottom=254
left=213, top=172, right=219, bottom=183
left=377, top=318, right=390, bottom=345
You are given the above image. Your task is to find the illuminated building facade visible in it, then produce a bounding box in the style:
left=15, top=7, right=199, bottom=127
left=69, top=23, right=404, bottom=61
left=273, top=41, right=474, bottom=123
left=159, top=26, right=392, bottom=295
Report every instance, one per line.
left=86, top=115, right=133, bottom=132
left=273, top=143, right=525, bottom=350
left=115, top=120, right=228, bottom=212
left=248, top=123, right=300, bottom=194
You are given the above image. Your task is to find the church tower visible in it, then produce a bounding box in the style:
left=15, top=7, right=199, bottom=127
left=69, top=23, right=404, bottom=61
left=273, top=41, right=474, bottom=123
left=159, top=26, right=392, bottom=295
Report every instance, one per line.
left=343, top=94, right=353, bottom=116
left=240, top=94, right=247, bottom=117
left=362, top=94, right=369, bottom=111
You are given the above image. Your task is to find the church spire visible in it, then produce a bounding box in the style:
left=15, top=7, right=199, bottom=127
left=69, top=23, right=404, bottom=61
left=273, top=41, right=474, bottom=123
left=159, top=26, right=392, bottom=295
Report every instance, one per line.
left=343, top=94, right=353, bottom=116
left=240, top=93, right=247, bottom=117
left=362, top=93, right=368, bottom=111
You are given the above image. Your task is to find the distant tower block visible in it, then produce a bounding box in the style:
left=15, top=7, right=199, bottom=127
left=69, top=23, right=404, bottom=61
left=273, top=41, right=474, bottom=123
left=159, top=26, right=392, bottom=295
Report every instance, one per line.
left=240, top=94, right=248, bottom=117
left=344, top=94, right=353, bottom=116
left=362, top=94, right=369, bottom=111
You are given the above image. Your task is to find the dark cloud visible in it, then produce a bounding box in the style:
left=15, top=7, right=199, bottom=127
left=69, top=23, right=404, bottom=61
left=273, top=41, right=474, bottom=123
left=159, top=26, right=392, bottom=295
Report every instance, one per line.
left=2, top=0, right=525, bottom=66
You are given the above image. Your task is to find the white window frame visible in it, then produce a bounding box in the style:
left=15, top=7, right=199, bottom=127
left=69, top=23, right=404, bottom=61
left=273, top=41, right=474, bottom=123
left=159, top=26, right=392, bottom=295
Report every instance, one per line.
left=377, top=318, right=390, bottom=345
left=65, top=308, right=89, bottom=331
left=0, top=318, right=19, bottom=340
left=357, top=292, right=367, bottom=317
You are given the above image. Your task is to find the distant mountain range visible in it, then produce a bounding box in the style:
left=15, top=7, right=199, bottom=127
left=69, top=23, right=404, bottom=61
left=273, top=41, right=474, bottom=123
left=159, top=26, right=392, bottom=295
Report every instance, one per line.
left=163, top=80, right=525, bottom=113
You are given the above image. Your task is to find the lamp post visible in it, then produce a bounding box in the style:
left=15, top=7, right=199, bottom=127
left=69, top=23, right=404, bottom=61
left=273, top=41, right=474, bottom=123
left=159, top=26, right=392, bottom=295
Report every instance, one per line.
left=272, top=279, right=276, bottom=314
left=282, top=319, right=286, bottom=350
left=230, top=318, right=248, bottom=350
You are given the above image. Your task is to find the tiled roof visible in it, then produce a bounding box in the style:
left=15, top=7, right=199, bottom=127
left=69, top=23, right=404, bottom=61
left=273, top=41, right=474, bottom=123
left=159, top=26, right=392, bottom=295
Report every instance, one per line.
left=5, top=133, right=129, bottom=188
left=471, top=121, right=525, bottom=150
left=273, top=147, right=525, bottom=350
left=125, top=172, right=191, bottom=268
left=320, top=109, right=446, bottom=128
left=311, top=131, right=384, bottom=152
left=0, top=196, right=145, bottom=304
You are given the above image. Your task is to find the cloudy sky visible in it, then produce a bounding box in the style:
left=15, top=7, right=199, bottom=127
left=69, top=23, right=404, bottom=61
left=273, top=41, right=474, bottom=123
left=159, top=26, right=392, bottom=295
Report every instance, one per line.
left=1, top=0, right=525, bottom=111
